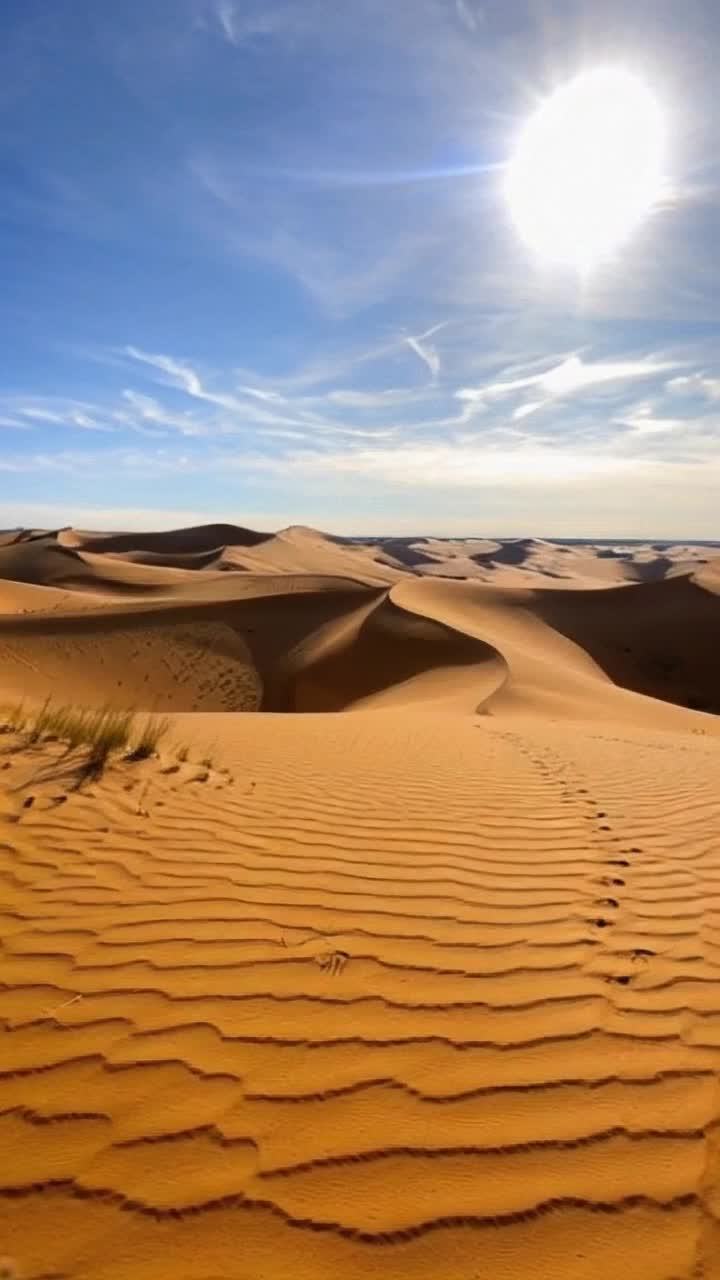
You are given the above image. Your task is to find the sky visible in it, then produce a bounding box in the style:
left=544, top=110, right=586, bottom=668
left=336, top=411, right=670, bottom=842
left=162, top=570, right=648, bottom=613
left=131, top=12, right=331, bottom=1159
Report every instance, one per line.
left=1, top=0, right=719, bottom=537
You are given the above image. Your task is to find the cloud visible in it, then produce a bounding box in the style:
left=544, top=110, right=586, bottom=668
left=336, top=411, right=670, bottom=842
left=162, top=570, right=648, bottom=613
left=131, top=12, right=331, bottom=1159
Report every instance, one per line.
left=512, top=401, right=543, bottom=421
left=237, top=385, right=286, bottom=403
left=617, top=405, right=686, bottom=436
left=459, top=354, right=677, bottom=403
left=212, top=1, right=298, bottom=47
left=666, top=373, right=720, bottom=400
left=456, top=353, right=681, bottom=420
left=19, top=408, right=66, bottom=423
left=324, top=387, right=430, bottom=410
left=7, top=337, right=719, bottom=538
left=6, top=402, right=115, bottom=433
left=455, top=0, right=484, bottom=32
left=403, top=322, right=447, bottom=381
left=124, top=346, right=234, bottom=407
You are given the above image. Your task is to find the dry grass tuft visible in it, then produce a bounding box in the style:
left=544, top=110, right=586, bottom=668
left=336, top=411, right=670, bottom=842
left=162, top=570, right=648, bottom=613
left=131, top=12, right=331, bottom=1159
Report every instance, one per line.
left=1, top=698, right=136, bottom=778
left=127, top=713, right=170, bottom=761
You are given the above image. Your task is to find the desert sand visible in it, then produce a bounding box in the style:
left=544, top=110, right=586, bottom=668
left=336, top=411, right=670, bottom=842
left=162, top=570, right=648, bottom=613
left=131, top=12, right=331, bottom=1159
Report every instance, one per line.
left=1, top=522, right=720, bottom=1280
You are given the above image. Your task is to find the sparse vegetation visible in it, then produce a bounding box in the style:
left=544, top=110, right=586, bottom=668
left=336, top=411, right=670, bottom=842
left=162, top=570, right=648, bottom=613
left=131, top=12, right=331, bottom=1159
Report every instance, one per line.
left=0, top=698, right=209, bottom=782
left=126, top=713, right=170, bottom=761
left=1, top=698, right=149, bottom=778
left=27, top=695, right=52, bottom=743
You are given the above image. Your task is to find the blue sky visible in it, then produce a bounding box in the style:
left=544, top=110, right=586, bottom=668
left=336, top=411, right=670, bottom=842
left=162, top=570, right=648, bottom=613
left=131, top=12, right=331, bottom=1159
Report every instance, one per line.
left=1, top=0, right=719, bottom=536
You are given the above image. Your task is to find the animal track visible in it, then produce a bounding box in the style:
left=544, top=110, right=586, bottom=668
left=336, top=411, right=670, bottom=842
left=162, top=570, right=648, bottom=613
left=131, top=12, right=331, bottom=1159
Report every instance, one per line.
left=315, top=950, right=350, bottom=977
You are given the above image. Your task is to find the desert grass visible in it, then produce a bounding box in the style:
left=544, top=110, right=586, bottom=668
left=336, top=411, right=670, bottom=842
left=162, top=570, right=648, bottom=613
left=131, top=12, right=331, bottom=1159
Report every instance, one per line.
left=127, top=713, right=170, bottom=761
left=2, top=699, right=134, bottom=778
left=1, top=699, right=186, bottom=780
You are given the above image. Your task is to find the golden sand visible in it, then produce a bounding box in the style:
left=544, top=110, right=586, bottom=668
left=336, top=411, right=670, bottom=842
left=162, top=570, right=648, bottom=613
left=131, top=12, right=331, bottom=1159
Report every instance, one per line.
left=1, top=524, right=719, bottom=1279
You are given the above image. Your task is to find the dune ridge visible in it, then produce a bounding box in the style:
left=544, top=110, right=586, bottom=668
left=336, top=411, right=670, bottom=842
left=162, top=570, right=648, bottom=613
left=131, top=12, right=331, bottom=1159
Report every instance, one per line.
left=1, top=523, right=719, bottom=1279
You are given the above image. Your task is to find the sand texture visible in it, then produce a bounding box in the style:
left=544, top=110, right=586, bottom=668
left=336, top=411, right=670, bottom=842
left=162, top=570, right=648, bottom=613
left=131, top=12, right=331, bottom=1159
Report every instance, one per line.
left=1, top=523, right=720, bottom=1280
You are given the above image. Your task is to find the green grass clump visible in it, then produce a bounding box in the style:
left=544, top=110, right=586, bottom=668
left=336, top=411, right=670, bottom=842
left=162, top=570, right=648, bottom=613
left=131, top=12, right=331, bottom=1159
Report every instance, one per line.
left=127, top=713, right=170, bottom=762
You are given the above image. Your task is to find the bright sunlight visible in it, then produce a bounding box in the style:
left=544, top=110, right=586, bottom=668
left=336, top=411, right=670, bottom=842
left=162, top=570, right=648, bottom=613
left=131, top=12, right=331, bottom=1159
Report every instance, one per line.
left=506, top=68, right=666, bottom=270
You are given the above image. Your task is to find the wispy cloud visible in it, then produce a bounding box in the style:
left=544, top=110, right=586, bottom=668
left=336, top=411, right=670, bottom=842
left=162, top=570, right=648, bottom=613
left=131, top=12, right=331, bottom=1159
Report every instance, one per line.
left=5, top=334, right=720, bottom=537
left=618, top=405, right=687, bottom=435
left=124, top=346, right=239, bottom=410
left=457, top=354, right=681, bottom=419
left=455, top=0, right=482, bottom=32
left=5, top=401, right=116, bottom=433
left=666, top=372, right=720, bottom=400
left=403, top=322, right=447, bottom=381
left=212, top=1, right=298, bottom=48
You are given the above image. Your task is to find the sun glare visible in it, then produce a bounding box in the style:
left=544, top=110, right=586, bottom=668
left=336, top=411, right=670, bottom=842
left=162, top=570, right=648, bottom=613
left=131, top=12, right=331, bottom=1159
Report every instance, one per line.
left=506, top=68, right=665, bottom=271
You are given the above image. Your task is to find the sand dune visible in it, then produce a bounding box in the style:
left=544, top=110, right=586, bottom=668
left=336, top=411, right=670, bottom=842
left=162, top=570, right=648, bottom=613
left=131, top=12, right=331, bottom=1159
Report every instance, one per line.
left=1, top=524, right=720, bottom=1279
left=59, top=522, right=274, bottom=554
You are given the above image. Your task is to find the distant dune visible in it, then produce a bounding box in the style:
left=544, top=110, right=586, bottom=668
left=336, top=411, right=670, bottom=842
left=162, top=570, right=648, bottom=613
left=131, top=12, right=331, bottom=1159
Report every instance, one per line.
left=1, top=522, right=720, bottom=1280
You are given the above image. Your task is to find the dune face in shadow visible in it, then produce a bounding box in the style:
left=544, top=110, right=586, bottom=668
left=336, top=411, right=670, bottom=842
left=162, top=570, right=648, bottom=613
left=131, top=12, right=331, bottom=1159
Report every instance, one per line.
left=535, top=575, right=720, bottom=714
left=0, top=538, right=92, bottom=587
left=1, top=522, right=720, bottom=1280
left=64, top=522, right=273, bottom=555
left=288, top=597, right=504, bottom=712
left=471, top=538, right=537, bottom=567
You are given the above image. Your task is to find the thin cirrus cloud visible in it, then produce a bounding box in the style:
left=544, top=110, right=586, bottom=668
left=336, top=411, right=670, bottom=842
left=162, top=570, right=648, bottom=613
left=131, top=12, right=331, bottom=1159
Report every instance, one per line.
left=3, top=340, right=715, bottom=486
left=456, top=354, right=682, bottom=419
left=402, top=322, right=449, bottom=382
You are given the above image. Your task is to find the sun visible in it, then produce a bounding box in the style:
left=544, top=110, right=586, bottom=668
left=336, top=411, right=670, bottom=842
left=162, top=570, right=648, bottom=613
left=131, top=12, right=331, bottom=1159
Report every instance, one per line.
left=505, top=68, right=665, bottom=271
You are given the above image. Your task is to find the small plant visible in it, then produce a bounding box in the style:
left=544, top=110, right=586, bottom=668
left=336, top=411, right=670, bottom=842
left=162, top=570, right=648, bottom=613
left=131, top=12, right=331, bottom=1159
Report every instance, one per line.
left=9, top=699, right=135, bottom=779
left=127, top=713, right=170, bottom=762
left=84, top=707, right=135, bottom=776
left=0, top=697, right=175, bottom=781
left=27, top=695, right=53, bottom=743
left=176, top=744, right=189, bottom=763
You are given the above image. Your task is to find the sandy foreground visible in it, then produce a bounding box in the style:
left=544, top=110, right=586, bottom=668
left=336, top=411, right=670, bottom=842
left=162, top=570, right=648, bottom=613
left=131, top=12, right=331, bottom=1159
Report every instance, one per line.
left=1, top=524, right=720, bottom=1279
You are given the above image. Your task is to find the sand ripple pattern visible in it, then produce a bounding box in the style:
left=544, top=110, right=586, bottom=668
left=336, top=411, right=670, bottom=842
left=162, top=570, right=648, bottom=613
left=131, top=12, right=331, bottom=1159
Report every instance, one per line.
left=1, top=703, right=720, bottom=1279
